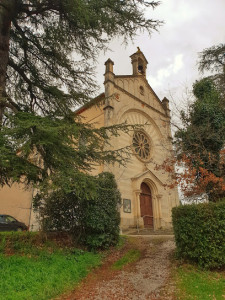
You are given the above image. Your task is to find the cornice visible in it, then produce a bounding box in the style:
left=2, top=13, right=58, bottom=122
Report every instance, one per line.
left=114, top=83, right=167, bottom=118
left=131, top=169, right=164, bottom=186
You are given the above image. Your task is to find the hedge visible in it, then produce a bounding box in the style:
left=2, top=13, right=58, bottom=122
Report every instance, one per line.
left=172, top=200, right=225, bottom=269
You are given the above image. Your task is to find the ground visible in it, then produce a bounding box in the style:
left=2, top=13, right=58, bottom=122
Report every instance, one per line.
left=59, top=235, right=176, bottom=300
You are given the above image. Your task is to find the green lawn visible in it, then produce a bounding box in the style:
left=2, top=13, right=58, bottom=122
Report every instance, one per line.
left=112, top=249, right=141, bottom=270
left=0, top=233, right=101, bottom=300
left=175, top=264, right=225, bottom=300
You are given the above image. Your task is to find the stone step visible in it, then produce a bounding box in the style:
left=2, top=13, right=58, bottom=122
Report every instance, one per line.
left=121, top=228, right=174, bottom=236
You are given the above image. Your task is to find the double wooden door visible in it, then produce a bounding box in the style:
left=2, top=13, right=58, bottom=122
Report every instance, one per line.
left=140, top=182, right=153, bottom=228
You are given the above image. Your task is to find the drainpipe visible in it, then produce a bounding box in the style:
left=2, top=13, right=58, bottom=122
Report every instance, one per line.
left=28, top=187, right=35, bottom=231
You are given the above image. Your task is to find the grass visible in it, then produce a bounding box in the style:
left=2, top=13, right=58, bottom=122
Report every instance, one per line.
left=112, top=249, right=141, bottom=270
left=175, top=264, right=225, bottom=300
left=116, top=235, right=127, bottom=249
left=0, top=232, right=101, bottom=300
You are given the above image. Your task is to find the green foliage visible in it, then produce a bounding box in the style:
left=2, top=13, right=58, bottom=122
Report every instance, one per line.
left=36, top=172, right=121, bottom=250
left=198, top=43, right=225, bottom=97
left=82, top=172, right=121, bottom=249
left=172, top=201, right=225, bottom=269
left=176, top=78, right=225, bottom=157
left=112, top=249, right=141, bottom=270
left=0, top=232, right=101, bottom=300
left=175, top=264, right=225, bottom=300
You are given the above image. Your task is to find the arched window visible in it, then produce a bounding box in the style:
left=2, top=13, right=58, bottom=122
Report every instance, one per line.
left=138, top=58, right=145, bottom=75
left=140, top=86, right=144, bottom=95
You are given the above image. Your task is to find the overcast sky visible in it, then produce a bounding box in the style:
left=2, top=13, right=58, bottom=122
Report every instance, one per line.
left=94, top=0, right=225, bottom=109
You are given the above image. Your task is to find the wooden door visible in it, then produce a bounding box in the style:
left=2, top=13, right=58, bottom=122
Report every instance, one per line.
left=140, top=183, right=153, bottom=228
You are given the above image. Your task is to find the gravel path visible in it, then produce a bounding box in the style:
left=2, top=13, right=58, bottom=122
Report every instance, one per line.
left=60, top=236, right=176, bottom=300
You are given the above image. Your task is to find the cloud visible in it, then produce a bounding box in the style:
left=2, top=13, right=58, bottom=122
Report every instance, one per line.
left=149, top=54, right=184, bottom=87
left=150, top=1, right=198, bottom=28
left=173, top=54, right=183, bottom=73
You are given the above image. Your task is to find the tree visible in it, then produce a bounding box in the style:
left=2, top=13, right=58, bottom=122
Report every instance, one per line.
left=0, top=0, right=161, bottom=197
left=198, top=43, right=225, bottom=97
left=174, top=45, right=225, bottom=201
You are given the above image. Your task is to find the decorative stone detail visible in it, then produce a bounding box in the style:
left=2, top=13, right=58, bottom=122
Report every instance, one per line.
left=132, top=131, right=151, bottom=161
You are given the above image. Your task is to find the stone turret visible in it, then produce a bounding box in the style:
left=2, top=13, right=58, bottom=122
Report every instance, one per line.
left=162, top=97, right=172, bottom=139
left=104, top=58, right=114, bottom=84
left=162, top=97, right=171, bottom=117
left=104, top=58, right=115, bottom=123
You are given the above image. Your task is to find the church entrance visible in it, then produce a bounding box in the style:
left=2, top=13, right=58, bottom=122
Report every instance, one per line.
left=140, top=182, right=153, bottom=228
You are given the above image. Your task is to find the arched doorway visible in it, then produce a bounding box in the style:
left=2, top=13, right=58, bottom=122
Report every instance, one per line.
left=140, top=182, right=153, bottom=228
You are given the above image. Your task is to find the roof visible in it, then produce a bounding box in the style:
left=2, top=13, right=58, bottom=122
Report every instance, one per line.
left=76, top=93, right=105, bottom=115
left=130, top=47, right=148, bottom=64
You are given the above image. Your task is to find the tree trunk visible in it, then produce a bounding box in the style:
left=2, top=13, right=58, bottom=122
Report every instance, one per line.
left=0, top=0, right=16, bottom=125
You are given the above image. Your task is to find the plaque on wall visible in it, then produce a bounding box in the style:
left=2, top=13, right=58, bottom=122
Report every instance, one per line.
left=123, top=199, right=131, bottom=213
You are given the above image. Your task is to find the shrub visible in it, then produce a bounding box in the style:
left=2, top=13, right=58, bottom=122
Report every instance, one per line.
left=172, top=200, right=225, bottom=269
left=82, top=172, right=121, bottom=249
left=38, top=172, right=121, bottom=250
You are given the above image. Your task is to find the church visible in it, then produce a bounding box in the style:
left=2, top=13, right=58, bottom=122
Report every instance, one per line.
left=77, top=48, right=179, bottom=230
left=0, top=48, right=179, bottom=231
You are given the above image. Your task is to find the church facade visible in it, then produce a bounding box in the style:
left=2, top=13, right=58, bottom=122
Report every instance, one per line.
left=77, top=48, right=179, bottom=230
left=0, top=49, right=179, bottom=230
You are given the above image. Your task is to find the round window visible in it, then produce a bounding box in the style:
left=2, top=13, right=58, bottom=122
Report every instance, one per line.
left=132, top=131, right=151, bottom=161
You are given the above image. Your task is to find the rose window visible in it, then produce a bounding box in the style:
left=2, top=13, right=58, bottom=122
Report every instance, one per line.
left=132, top=131, right=151, bottom=160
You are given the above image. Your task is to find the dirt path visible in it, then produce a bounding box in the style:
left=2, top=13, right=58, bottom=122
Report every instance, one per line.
left=60, top=236, right=176, bottom=300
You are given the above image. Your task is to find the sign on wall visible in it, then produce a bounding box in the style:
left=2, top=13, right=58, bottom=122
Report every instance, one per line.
left=123, top=199, right=131, bottom=213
